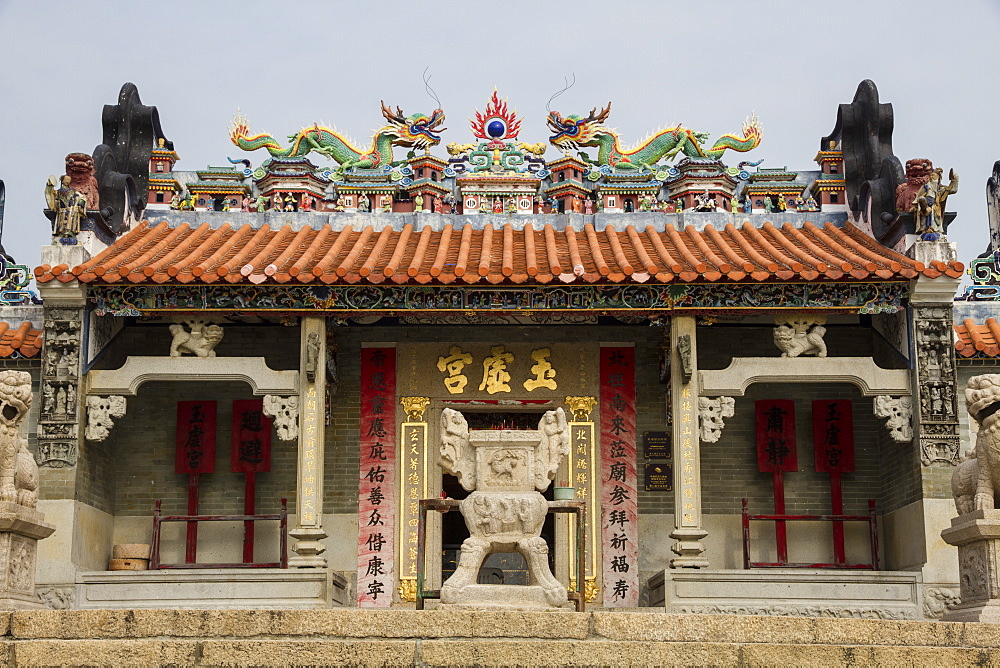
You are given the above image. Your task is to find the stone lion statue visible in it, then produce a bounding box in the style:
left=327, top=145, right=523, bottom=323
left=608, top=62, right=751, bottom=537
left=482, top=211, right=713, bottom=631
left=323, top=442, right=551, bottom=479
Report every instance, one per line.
left=169, top=319, right=224, bottom=357
left=773, top=314, right=827, bottom=358
left=895, top=158, right=932, bottom=213
left=953, top=374, right=1000, bottom=514
left=0, top=371, right=39, bottom=508
left=65, top=152, right=99, bottom=211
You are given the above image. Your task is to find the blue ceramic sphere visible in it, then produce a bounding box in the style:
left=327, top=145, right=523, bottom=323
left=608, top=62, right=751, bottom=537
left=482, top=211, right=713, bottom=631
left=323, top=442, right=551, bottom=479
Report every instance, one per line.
left=487, top=119, right=506, bottom=138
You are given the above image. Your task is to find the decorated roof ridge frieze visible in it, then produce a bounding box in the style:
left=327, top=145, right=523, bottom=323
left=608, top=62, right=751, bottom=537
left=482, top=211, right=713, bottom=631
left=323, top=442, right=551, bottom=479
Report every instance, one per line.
left=109, top=209, right=857, bottom=233
left=89, top=280, right=908, bottom=318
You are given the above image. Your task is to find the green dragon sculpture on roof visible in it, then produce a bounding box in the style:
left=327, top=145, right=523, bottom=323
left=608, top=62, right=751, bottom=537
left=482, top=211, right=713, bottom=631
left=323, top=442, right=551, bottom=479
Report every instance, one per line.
left=546, top=102, right=761, bottom=170
left=230, top=102, right=446, bottom=174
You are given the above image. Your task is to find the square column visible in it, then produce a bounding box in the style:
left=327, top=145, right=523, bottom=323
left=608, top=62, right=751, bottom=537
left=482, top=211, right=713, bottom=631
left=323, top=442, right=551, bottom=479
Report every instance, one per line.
left=289, top=317, right=327, bottom=567
left=670, top=316, right=709, bottom=567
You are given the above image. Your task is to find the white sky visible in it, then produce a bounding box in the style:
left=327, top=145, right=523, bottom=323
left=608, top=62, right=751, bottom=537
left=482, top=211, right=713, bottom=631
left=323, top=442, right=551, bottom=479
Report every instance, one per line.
left=1, top=0, right=998, bottom=275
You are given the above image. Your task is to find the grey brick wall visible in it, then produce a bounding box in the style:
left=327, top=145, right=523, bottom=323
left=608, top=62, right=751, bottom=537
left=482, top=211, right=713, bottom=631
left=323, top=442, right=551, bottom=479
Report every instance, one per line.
left=92, top=319, right=915, bottom=527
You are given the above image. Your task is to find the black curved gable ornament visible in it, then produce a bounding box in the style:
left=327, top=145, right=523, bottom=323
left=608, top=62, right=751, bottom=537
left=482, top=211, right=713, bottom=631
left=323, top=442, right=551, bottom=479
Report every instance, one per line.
left=822, top=80, right=904, bottom=244
left=92, top=83, right=171, bottom=236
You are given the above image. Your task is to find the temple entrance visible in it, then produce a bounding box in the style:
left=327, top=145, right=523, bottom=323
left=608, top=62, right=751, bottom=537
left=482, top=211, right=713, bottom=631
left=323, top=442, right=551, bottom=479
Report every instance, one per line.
left=439, top=410, right=556, bottom=585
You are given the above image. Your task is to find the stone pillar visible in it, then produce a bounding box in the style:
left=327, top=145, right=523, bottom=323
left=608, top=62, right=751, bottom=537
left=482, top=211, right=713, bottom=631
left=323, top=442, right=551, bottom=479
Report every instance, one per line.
left=36, top=245, right=88, bottom=472
left=669, top=315, right=709, bottom=567
left=941, top=511, right=1000, bottom=622
left=909, top=241, right=963, bottom=466
left=289, top=316, right=327, bottom=567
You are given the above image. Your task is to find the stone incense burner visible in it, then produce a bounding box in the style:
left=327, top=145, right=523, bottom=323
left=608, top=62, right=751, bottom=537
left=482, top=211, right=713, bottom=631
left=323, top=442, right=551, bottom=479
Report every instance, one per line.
left=438, top=407, right=570, bottom=609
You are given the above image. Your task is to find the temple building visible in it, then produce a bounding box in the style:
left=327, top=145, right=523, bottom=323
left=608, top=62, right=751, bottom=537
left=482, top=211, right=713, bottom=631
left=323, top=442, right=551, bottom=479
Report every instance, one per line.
left=2, top=80, right=975, bottom=619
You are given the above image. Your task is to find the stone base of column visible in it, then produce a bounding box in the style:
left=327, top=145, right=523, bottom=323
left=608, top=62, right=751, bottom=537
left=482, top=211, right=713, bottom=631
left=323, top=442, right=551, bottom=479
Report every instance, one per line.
left=0, top=502, right=55, bottom=610
left=941, top=509, right=1000, bottom=621
left=670, top=526, right=709, bottom=569
left=289, top=526, right=328, bottom=568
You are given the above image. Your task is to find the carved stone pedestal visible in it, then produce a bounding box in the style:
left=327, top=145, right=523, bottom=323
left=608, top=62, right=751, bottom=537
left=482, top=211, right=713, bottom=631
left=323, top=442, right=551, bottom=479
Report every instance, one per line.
left=941, top=510, right=1000, bottom=622
left=0, top=502, right=55, bottom=609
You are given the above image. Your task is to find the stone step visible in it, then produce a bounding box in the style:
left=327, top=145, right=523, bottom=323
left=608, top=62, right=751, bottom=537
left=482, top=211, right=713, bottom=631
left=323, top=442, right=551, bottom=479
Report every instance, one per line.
left=1, top=609, right=999, bottom=666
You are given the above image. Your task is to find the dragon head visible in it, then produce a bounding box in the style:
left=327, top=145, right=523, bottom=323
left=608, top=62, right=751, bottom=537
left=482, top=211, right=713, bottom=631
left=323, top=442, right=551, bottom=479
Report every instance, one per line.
left=546, top=103, right=612, bottom=152
left=380, top=102, right=447, bottom=149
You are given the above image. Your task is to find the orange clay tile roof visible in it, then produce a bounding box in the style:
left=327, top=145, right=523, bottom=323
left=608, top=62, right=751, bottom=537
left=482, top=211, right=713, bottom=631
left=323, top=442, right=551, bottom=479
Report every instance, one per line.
left=955, top=318, right=1000, bottom=358
left=33, top=219, right=963, bottom=287
left=0, top=322, right=42, bottom=358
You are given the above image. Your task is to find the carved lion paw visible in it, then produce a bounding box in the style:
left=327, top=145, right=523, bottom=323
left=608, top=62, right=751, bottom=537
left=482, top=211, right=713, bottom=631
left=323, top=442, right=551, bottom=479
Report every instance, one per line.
left=975, top=492, right=995, bottom=511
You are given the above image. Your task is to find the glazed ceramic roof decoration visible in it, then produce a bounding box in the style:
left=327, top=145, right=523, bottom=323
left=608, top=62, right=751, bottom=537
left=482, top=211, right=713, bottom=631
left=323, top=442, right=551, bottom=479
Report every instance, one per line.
left=955, top=318, right=1000, bottom=358
left=35, top=219, right=961, bottom=288
left=0, top=322, right=42, bottom=358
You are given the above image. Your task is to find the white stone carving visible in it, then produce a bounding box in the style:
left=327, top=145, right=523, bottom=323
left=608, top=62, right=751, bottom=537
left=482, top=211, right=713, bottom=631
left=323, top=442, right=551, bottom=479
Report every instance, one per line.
left=700, top=357, right=911, bottom=397
left=169, top=318, right=224, bottom=357
left=87, top=357, right=298, bottom=396
left=438, top=407, right=570, bottom=609
left=773, top=313, right=827, bottom=358
left=263, top=395, right=299, bottom=441
left=923, top=587, right=960, bottom=619
left=873, top=396, right=913, bottom=443
left=698, top=396, right=734, bottom=443
left=36, top=585, right=75, bottom=610
left=958, top=375, right=1000, bottom=510
left=0, top=371, right=38, bottom=508
left=85, top=395, right=126, bottom=442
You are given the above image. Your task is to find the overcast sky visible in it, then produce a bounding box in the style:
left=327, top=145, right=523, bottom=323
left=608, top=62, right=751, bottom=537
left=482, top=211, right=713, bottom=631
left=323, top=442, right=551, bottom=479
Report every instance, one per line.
left=1, top=0, right=998, bottom=278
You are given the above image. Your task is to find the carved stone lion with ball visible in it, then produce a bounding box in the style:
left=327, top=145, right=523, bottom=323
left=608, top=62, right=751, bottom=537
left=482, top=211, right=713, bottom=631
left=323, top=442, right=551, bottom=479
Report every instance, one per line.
left=953, top=375, right=1000, bottom=514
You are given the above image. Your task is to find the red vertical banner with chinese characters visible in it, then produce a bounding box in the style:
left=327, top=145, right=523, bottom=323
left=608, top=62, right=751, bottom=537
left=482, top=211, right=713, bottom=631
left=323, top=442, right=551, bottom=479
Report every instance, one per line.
left=175, top=401, right=216, bottom=474
left=755, top=400, right=798, bottom=473
left=357, top=347, right=396, bottom=607
left=230, top=399, right=272, bottom=473
left=812, top=400, right=855, bottom=474
left=600, top=346, right=638, bottom=607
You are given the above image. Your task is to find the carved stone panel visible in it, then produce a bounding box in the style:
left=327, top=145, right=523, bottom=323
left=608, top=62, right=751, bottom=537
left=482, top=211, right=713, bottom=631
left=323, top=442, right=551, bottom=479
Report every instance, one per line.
left=698, top=396, right=734, bottom=443
left=37, top=307, right=83, bottom=469
left=913, top=305, right=960, bottom=465
left=873, top=396, right=913, bottom=443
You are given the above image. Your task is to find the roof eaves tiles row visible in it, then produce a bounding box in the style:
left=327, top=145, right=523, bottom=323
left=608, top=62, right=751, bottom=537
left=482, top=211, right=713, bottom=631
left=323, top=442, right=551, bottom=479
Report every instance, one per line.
left=955, top=318, right=1000, bottom=358
left=0, top=322, right=42, bottom=358
left=34, top=219, right=962, bottom=288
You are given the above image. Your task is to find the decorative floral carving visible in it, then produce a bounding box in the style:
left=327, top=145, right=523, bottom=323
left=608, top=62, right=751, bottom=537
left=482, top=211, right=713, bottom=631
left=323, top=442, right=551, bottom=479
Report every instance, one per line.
left=8, top=537, right=32, bottom=592
left=37, top=585, right=75, bottom=610
left=773, top=313, right=827, bottom=358
left=873, top=396, right=913, bottom=443
left=673, top=604, right=913, bottom=620
left=262, top=395, right=299, bottom=441
left=922, top=587, right=960, bottom=619
left=698, top=396, right=735, bottom=443
left=85, top=395, right=126, bottom=441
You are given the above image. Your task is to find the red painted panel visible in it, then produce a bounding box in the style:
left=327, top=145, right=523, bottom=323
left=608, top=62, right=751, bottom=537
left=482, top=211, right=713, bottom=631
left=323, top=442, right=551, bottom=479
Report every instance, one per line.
left=230, top=399, right=272, bottom=473
left=812, top=400, right=855, bottom=473
left=755, top=400, right=797, bottom=473
left=175, top=401, right=216, bottom=474
left=600, top=346, right=638, bottom=608
left=357, top=347, right=396, bottom=607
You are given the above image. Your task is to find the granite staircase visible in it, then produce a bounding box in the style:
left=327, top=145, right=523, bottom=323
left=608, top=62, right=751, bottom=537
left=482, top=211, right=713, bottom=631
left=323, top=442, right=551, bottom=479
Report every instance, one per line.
left=2, top=609, right=999, bottom=666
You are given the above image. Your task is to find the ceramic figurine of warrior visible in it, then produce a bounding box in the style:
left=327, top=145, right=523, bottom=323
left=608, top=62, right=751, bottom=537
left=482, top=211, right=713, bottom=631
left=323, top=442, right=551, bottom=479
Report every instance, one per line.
left=434, top=196, right=444, bottom=214
left=255, top=195, right=266, bottom=212
left=730, top=197, right=739, bottom=214
left=584, top=198, right=594, bottom=215
left=283, top=193, right=296, bottom=211
left=44, top=175, right=86, bottom=241
left=777, top=194, right=787, bottom=211
left=357, top=194, right=370, bottom=213
left=272, top=193, right=283, bottom=210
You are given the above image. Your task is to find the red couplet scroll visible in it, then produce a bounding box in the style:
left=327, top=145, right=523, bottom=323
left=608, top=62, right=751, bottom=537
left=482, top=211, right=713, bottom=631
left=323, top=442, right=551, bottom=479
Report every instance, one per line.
left=230, top=399, right=272, bottom=474
left=175, top=401, right=217, bottom=474
left=755, top=400, right=797, bottom=473
left=812, top=400, right=855, bottom=474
